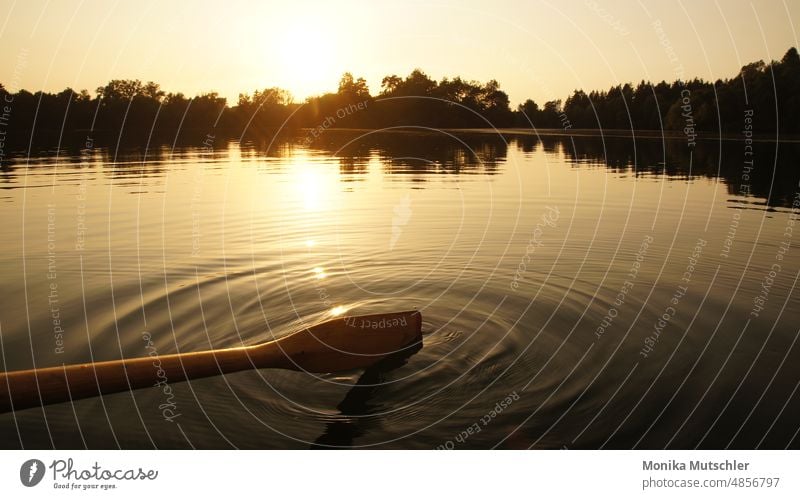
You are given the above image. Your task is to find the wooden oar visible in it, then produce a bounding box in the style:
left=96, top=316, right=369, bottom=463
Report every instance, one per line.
left=0, top=310, right=422, bottom=413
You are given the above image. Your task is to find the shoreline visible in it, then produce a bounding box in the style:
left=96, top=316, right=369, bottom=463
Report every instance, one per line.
left=315, top=127, right=800, bottom=143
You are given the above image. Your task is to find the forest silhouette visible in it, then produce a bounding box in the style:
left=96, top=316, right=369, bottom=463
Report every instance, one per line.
left=1, top=47, right=798, bottom=145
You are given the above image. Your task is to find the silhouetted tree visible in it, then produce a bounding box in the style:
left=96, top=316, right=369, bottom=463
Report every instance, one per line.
left=338, top=73, right=370, bottom=99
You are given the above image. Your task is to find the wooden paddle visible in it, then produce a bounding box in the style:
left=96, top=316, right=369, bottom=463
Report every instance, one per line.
left=0, top=310, right=422, bottom=413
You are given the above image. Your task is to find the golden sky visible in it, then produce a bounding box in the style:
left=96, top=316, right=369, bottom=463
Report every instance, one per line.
left=1, top=0, right=798, bottom=106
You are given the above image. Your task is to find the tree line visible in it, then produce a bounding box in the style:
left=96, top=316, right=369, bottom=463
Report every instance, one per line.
left=1, top=47, right=798, bottom=143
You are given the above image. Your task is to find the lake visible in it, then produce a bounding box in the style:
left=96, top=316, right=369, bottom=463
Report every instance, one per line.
left=1, top=129, right=799, bottom=449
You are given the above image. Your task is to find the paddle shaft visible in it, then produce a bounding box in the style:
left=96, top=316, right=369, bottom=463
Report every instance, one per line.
left=0, top=344, right=284, bottom=413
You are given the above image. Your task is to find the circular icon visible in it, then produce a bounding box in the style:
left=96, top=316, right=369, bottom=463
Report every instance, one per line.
left=20, top=459, right=45, bottom=487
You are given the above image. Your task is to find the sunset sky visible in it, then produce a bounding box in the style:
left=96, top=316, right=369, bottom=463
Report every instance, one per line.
left=1, top=0, right=797, bottom=106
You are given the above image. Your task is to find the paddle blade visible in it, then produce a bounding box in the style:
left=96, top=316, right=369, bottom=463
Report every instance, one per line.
left=264, top=310, right=422, bottom=373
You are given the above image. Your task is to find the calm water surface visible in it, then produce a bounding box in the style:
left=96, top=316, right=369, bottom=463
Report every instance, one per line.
left=1, top=130, right=799, bottom=449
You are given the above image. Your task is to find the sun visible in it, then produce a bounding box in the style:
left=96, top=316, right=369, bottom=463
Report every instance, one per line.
left=274, top=18, right=341, bottom=98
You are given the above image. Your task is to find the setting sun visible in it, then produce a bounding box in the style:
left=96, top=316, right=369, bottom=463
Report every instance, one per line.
left=272, top=18, right=341, bottom=98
